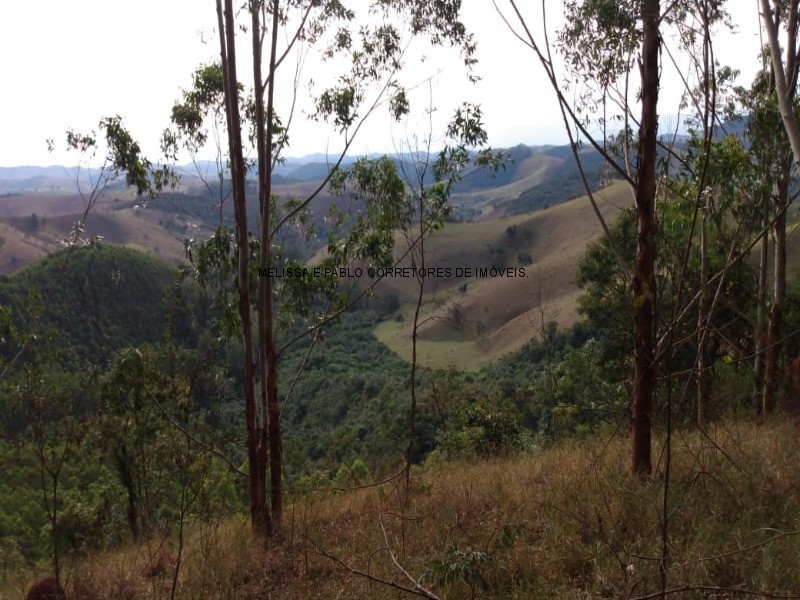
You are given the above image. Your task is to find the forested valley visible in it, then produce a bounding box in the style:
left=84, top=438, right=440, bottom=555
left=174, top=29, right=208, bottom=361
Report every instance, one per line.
left=3, top=1, right=800, bottom=599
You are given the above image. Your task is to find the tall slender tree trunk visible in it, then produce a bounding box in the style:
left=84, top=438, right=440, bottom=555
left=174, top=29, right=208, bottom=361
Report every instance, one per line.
left=759, top=0, right=800, bottom=418
left=696, top=1, right=713, bottom=431
left=697, top=213, right=709, bottom=430
left=217, top=0, right=269, bottom=534
left=761, top=0, right=800, bottom=165
left=764, top=176, right=788, bottom=415
left=252, top=0, right=283, bottom=527
left=631, top=0, right=660, bottom=476
left=251, top=0, right=270, bottom=536
left=264, top=2, right=283, bottom=527
left=406, top=217, right=425, bottom=491
left=754, top=200, right=769, bottom=418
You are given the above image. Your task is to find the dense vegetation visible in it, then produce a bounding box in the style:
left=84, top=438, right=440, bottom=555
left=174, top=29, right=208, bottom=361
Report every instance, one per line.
left=5, top=421, right=798, bottom=598
left=2, top=196, right=799, bottom=591
left=0, top=245, right=183, bottom=364
left=0, top=242, right=632, bottom=574
left=7, top=1, right=800, bottom=598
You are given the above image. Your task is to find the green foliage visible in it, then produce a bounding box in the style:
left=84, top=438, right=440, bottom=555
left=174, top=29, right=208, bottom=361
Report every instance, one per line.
left=741, top=63, right=794, bottom=179
left=0, top=246, right=234, bottom=569
left=559, top=0, right=640, bottom=89
left=575, top=207, right=636, bottom=368
left=575, top=153, right=757, bottom=411
left=428, top=374, right=530, bottom=459
left=279, top=308, right=411, bottom=474
left=434, top=104, right=506, bottom=189
left=1, top=329, right=131, bottom=567
left=67, top=116, right=177, bottom=198
left=0, top=245, right=180, bottom=365
left=349, top=458, right=371, bottom=484
left=480, top=319, right=627, bottom=441
left=328, top=155, right=413, bottom=267
left=454, top=144, right=531, bottom=192
left=424, top=545, right=489, bottom=595
left=529, top=339, right=624, bottom=437
left=332, top=459, right=372, bottom=489
left=166, top=63, right=225, bottom=154
left=0, top=435, right=128, bottom=568
left=99, top=342, right=236, bottom=537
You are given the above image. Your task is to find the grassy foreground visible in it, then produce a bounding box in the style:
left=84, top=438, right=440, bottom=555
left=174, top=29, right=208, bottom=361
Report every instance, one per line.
left=6, top=419, right=800, bottom=599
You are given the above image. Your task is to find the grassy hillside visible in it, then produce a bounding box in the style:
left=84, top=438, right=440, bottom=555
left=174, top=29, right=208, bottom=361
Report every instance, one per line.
left=375, top=181, right=631, bottom=370
left=0, top=142, right=619, bottom=274
left=0, top=205, right=196, bottom=274
left=9, top=419, right=798, bottom=599
left=451, top=145, right=611, bottom=220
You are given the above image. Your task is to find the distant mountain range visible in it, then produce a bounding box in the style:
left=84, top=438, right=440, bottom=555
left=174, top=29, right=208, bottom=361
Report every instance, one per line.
left=0, top=143, right=600, bottom=195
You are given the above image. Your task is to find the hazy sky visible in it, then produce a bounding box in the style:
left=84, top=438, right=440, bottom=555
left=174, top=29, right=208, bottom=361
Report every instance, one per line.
left=0, top=1, right=764, bottom=167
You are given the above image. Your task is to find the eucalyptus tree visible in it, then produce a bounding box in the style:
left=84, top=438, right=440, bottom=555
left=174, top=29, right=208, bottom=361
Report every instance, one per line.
left=672, top=2, right=734, bottom=429
left=757, top=0, right=800, bottom=416
left=167, top=0, right=480, bottom=536
left=55, top=115, right=177, bottom=247
left=500, top=0, right=749, bottom=471
left=501, top=0, right=662, bottom=475
left=740, top=61, right=796, bottom=417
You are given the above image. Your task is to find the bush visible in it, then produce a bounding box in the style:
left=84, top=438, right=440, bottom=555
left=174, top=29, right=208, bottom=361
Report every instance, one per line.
left=435, top=389, right=530, bottom=458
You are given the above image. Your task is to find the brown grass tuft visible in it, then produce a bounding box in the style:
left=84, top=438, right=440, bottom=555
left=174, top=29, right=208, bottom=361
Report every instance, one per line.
left=6, top=419, right=800, bottom=598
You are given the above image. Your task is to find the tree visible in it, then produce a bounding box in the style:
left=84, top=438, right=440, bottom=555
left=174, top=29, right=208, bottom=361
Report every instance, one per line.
left=166, top=0, right=480, bottom=535
left=760, top=0, right=800, bottom=162
left=667, top=132, right=758, bottom=423
left=57, top=115, right=176, bottom=247
left=361, top=100, right=503, bottom=487
left=757, top=0, right=800, bottom=416
left=502, top=0, right=661, bottom=474
left=629, top=0, right=660, bottom=475
left=502, top=0, right=760, bottom=469
left=16, top=346, right=74, bottom=592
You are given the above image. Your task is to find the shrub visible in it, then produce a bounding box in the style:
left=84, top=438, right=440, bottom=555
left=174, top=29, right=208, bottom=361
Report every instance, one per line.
left=435, top=390, right=530, bottom=458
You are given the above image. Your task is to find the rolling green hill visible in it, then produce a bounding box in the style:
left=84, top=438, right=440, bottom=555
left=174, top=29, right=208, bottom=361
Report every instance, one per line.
left=0, top=244, right=181, bottom=364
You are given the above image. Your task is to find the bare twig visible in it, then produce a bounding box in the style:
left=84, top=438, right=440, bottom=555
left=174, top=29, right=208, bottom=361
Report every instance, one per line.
left=378, top=515, right=442, bottom=600
left=632, top=585, right=800, bottom=599
left=310, top=536, right=441, bottom=599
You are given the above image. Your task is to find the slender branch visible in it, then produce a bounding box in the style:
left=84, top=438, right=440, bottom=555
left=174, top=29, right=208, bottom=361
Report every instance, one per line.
left=539, top=0, right=631, bottom=280
left=276, top=215, right=436, bottom=358
left=632, top=585, right=800, bottom=600
left=310, top=537, right=441, bottom=599
left=378, top=515, right=442, bottom=600
left=331, top=467, right=404, bottom=493
left=673, top=530, right=800, bottom=569
left=280, top=330, right=319, bottom=416
left=147, top=388, right=247, bottom=478
left=503, top=0, right=635, bottom=187
left=271, top=43, right=411, bottom=237
left=262, top=0, right=314, bottom=93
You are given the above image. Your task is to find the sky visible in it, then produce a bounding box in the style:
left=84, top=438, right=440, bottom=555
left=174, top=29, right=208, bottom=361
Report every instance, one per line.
left=0, top=1, right=765, bottom=168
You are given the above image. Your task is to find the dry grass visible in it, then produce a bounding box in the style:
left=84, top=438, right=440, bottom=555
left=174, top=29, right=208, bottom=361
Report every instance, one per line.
left=6, top=419, right=800, bottom=599
left=451, top=154, right=563, bottom=214
left=375, top=181, right=630, bottom=369
left=0, top=206, right=195, bottom=274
